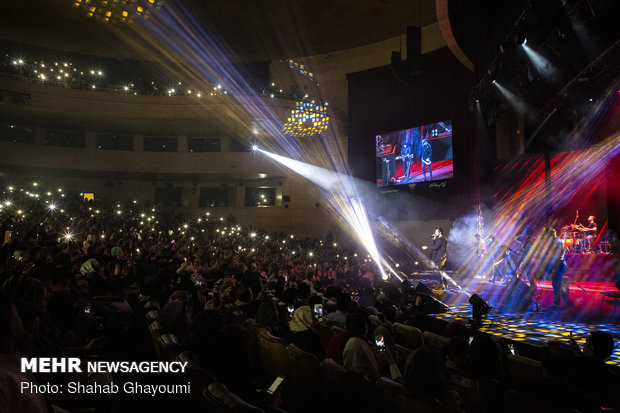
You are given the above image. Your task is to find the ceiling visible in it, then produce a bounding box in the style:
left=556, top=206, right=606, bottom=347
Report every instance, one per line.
left=0, top=0, right=438, bottom=62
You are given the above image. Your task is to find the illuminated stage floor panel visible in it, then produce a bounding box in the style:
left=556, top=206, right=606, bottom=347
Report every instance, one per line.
left=434, top=304, right=620, bottom=366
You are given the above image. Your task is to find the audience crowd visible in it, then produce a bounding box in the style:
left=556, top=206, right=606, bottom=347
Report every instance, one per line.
left=0, top=190, right=618, bottom=412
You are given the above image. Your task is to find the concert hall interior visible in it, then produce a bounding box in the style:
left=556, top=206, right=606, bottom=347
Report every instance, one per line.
left=0, top=0, right=620, bottom=412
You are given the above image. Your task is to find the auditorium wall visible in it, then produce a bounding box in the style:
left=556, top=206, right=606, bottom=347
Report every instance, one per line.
left=347, top=46, right=479, bottom=221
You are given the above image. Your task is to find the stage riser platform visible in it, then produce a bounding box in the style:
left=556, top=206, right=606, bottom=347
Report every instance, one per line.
left=565, top=253, right=616, bottom=283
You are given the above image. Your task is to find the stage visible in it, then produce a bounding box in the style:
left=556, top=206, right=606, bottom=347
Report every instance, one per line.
left=426, top=252, right=620, bottom=365
left=564, top=253, right=617, bottom=282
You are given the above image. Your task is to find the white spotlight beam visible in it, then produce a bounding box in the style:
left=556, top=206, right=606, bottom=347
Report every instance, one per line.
left=522, top=44, right=556, bottom=78
left=257, top=148, right=385, bottom=277
left=492, top=81, right=529, bottom=113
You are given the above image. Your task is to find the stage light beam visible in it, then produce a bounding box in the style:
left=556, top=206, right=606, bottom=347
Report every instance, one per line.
left=256, top=148, right=385, bottom=278
left=522, top=44, right=557, bottom=78
left=492, top=81, right=531, bottom=113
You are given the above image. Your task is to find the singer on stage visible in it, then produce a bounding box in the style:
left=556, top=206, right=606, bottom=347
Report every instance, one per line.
left=430, top=227, right=447, bottom=270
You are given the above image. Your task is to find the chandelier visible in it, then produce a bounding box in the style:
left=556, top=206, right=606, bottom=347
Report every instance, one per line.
left=283, top=100, right=329, bottom=137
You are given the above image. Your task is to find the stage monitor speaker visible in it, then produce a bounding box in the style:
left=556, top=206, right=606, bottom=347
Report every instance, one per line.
left=416, top=294, right=449, bottom=314
left=503, top=277, right=533, bottom=312
left=410, top=280, right=433, bottom=296
left=469, top=293, right=491, bottom=314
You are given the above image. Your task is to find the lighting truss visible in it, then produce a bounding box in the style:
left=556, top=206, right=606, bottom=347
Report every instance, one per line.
left=72, top=0, right=164, bottom=23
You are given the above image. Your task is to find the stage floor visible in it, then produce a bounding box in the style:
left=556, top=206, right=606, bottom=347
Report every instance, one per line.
left=376, top=159, right=454, bottom=186
left=434, top=280, right=620, bottom=366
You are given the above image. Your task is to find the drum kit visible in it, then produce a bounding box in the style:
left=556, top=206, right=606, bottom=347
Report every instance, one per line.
left=560, top=225, right=582, bottom=252
left=560, top=224, right=596, bottom=253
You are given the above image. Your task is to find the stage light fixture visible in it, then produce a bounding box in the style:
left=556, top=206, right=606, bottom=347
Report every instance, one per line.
left=72, top=0, right=163, bottom=23
left=283, top=99, right=329, bottom=137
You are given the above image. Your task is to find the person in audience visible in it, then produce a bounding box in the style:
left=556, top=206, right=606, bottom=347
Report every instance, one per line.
left=404, top=347, right=465, bottom=413
left=176, top=271, right=198, bottom=296
left=79, top=246, right=106, bottom=296
left=324, top=291, right=350, bottom=327
left=570, top=330, right=619, bottom=405
left=343, top=312, right=378, bottom=377
left=0, top=291, right=52, bottom=412
left=443, top=320, right=469, bottom=339
left=444, top=337, right=471, bottom=370
left=255, top=297, right=284, bottom=336
left=160, top=290, right=192, bottom=339
left=516, top=341, right=601, bottom=413
left=2, top=274, right=65, bottom=356
left=206, top=324, right=258, bottom=405
left=468, top=333, right=503, bottom=380
left=288, top=295, right=324, bottom=359
left=343, top=311, right=402, bottom=382
left=2, top=274, right=49, bottom=314
left=13, top=300, right=42, bottom=357
left=143, top=270, right=175, bottom=309
left=46, top=269, right=78, bottom=336
left=100, top=277, right=137, bottom=353
left=235, top=284, right=258, bottom=318
left=183, top=309, right=225, bottom=366
left=325, top=309, right=371, bottom=365
left=371, top=313, right=395, bottom=348
left=281, top=287, right=298, bottom=309
left=295, top=282, right=311, bottom=308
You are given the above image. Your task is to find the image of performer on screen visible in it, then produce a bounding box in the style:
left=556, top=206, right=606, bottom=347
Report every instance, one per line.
left=421, top=134, right=432, bottom=181
left=400, top=142, right=413, bottom=180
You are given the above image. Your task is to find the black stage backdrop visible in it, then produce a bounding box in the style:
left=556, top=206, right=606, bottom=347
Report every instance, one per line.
left=347, top=47, right=479, bottom=220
